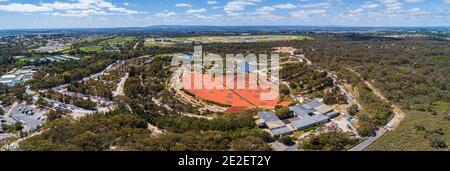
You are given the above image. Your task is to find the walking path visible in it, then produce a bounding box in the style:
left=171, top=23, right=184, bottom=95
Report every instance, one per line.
left=113, top=73, right=129, bottom=97
left=346, top=68, right=406, bottom=151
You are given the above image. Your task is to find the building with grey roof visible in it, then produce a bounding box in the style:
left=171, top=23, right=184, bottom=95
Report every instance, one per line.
left=258, top=111, right=280, bottom=123
left=256, top=111, right=293, bottom=137
left=305, top=98, right=323, bottom=109
left=289, top=105, right=311, bottom=118
left=257, top=98, right=341, bottom=137
left=270, top=127, right=293, bottom=137
left=291, top=114, right=329, bottom=130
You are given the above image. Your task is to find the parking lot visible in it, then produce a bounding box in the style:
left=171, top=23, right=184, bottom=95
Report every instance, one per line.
left=1, top=103, right=46, bottom=133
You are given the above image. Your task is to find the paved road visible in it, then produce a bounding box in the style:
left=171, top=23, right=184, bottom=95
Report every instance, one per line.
left=348, top=127, right=388, bottom=151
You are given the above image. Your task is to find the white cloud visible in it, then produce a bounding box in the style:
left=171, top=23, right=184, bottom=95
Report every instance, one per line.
left=408, top=8, right=421, bottom=12
left=361, top=2, right=379, bottom=9
left=404, top=0, right=425, bottom=3
left=299, top=2, right=332, bottom=9
left=207, top=1, right=219, bottom=5
left=175, top=3, right=192, bottom=8
left=273, top=3, right=297, bottom=9
left=224, top=0, right=261, bottom=11
left=192, top=14, right=222, bottom=19
left=186, top=8, right=207, bottom=14
left=155, top=11, right=176, bottom=17
left=0, top=0, right=140, bottom=17
left=290, top=9, right=326, bottom=18
left=0, top=3, right=52, bottom=12
left=257, top=6, right=276, bottom=12
left=224, top=0, right=262, bottom=16
left=255, top=6, right=276, bottom=15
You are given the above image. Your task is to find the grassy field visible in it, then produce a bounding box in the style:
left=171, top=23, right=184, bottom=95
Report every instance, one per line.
left=172, top=35, right=308, bottom=43
left=99, top=37, right=136, bottom=47
left=71, top=37, right=136, bottom=53
left=79, top=46, right=103, bottom=53
left=368, top=102, right=450, bottom=151
left=143, top=42, right=171, bottom=47
left=17, top=56, right=45, bottom=62
left=432, top=56, right=450, bottom=61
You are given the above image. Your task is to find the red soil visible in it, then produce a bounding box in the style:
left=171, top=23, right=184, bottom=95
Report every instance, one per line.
left=182, top=73, right=287, bottom=110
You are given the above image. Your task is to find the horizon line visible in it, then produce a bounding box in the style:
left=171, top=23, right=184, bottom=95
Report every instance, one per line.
left=1, top=24, right=450, bottom=31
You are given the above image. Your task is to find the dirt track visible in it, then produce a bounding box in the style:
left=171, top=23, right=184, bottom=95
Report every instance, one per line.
left=346, top=68, right=405, bottom=128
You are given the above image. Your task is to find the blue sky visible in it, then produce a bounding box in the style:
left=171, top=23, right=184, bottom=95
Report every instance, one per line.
left=0, top=0, right=449, bottom=29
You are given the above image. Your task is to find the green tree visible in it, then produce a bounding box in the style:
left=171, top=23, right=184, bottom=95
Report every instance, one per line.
left=47, top=110, right=67, bottom=121
left=348, top=104, right=359, bottom=116
left=357, top=120, right=376, bottom=137
left=275, top=106, right=293, bottom=120
left=279, top=136, right=295, bottom=146
left=36, top=98, right=50, bottom=107
left=0, top=107, right=5, bottom=116
left=428, top=133, right=447, bottom=149
left=280, top=84, right=290, bottom=96
left=299, top=130, right=358, bottom=151
left=13, top=122, right=23, bottom=132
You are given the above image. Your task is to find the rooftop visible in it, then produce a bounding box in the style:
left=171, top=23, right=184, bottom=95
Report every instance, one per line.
left=270, top=126, right=293, bottom=137
left=258, top=111, right=280, bottom=122
left=291, top=114, right=329, bottom=130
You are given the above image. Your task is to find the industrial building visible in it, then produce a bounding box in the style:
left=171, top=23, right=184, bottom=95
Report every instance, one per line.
left=0, top=66, right=37, bottom=87
left=256, top=111, right=293, bottom=137
left=256, top=98, right=340, bottom=137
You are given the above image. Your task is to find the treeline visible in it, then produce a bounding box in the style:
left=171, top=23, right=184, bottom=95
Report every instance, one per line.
left=29, top=38, right=151, bottom=90
left=299, top=127, right=359, bottom=151
left=41, top=90, right=97, bottom=110
left=0, top=84, right=30, bottom=106
left=124, top=55, right=198, bottom=115
left=68, top=79, right=115, bottom=100
left=0, top=42, right=23, bottom=75
left=123, top=129, right=271, bottom=151
left=153, top=113, right=256, bottom=133
left=30, top=57, right=113, bottom=89
left=301, top=35, right=450, bottom=112
left=281, top=62, right=333, bottom=95
left=19, top=112, right=271, bottom=151
left=335, top=68, right=393, bottom=136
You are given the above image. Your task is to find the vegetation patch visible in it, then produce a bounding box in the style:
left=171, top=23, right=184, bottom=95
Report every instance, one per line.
left=432, top=56, right=450, bottom=61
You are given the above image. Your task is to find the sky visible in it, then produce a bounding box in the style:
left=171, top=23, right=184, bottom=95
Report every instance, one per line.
left=0, top=0, right=449, bottom=29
